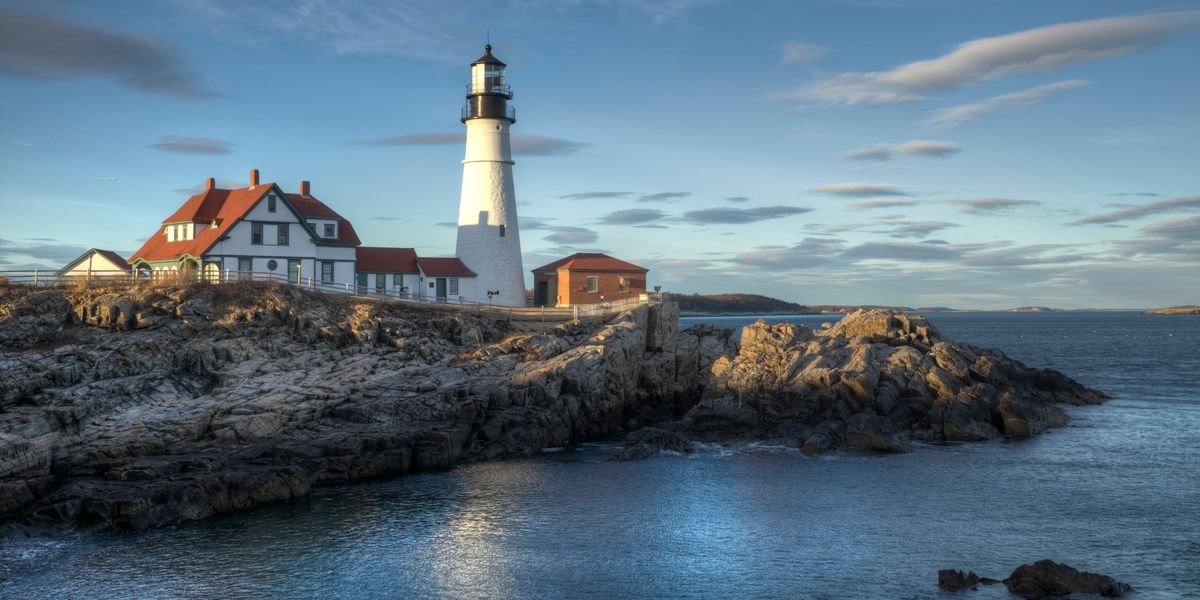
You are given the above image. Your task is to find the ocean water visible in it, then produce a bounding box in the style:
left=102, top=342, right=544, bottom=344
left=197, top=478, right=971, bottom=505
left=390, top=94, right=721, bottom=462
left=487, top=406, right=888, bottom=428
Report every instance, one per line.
left=2, top=312, right=1198, bottom=599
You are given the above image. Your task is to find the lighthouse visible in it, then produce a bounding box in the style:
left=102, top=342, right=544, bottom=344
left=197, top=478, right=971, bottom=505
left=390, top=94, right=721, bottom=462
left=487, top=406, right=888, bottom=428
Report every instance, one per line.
left=454, top=44, right=526, bottom=307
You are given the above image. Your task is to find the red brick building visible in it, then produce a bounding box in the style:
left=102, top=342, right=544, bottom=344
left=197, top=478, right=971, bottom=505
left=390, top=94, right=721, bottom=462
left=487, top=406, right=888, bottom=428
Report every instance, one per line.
left=530, top=253, right=648, bottom=307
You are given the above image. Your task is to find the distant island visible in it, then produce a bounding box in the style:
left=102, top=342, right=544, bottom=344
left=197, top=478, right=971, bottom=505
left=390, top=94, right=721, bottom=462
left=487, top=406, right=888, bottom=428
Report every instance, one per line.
left=672, top=293, right=820, bottom=315
left=672, top=293, right=972, bottom=315
left=1008, top=306, right=1061, bottom=312
left=1145, top=305, right=1200, bottom=315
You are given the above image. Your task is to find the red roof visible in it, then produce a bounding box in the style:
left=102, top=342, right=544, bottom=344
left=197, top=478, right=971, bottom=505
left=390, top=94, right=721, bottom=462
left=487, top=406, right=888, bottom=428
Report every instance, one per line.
left=531, top=252, right=647, bottom=274
left=417, top=257, right=476, bottom=277
left=287, top=193, right=361, bottom=246
left=356, top=247, right=418, bottom=273
left=131, top=184, right=276, bottom=263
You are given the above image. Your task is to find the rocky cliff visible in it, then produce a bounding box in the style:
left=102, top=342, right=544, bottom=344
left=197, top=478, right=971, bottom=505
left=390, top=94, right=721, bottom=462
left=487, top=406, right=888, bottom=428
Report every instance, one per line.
left=678, top=313, right=1105, bottom=453
left=0, top=283, right=1106, bottom=531
left=0, top=282, right=733, bottom=530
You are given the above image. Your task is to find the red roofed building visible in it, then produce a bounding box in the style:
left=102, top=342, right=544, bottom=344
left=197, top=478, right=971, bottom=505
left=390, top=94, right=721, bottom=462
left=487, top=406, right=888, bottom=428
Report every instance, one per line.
left=530, top=253, right=648, bottom=307
left=416, top=257, right=477, bottom=301
left=128, top=169, right=478, bottom=300
left=355, top=247, right=419, bottom=294
left=130, top=170, right=360, bottom=286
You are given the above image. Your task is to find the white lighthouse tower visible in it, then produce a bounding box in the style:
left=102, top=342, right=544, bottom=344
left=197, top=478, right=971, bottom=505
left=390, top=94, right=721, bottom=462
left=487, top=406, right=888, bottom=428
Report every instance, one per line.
left=455, top=45, right=526, bottom=307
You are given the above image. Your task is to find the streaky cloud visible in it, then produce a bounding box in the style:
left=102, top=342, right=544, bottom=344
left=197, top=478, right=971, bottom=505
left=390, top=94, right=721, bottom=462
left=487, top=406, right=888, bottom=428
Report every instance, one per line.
left=842, top=140, right=961, bottom=160
left=149, top=136, right=235, bottom=155
left=681, top=206, right=812, bottom=225
left=809, top=183, right=910, bottom=197
left=0, top=8, right=218, bottom=99
left=355, top=132, right=586, bottom=156
left=926, top=80, right=1091, bottom=130
left=772, top=11, right=1198, bottom=107
left=947, top=198, right=1043, bottom=214
left=1076, top=195, right=1200, bottom=224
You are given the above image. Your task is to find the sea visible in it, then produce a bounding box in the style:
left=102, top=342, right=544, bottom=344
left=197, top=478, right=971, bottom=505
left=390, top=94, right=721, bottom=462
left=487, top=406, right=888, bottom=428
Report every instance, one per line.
left=2, top=312, right=1198, bottom=599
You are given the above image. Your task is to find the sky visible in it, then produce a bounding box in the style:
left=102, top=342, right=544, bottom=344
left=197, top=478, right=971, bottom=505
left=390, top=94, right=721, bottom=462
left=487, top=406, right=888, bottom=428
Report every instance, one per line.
left=0, top=0, right=1197, bottom=309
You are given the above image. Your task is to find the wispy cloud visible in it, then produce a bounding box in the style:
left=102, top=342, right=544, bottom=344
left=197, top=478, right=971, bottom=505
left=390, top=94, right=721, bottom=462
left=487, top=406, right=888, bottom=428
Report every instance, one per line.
left=354, top=132, right=586, bottom=156
left=926, top=80, right=1091, bottom=130
left=875, top=219, right=960, bottom=238
left=681, top=206, right=812, bottom=224
left=809, top=182, right=910, bottom=197
left=638, top=192, right=690, bottom=203
left=947, top=198, right=1043, bottom=214
left=9, top=140, right=35, bottom=148
left=851, top=199, right=920, bottom=210
left=780, top=41, right=827, bottom=64
left=543, top=225, right=599, bottom=244
left=0, top=237, right=89, bottom=268
left=725, top=196, right=750, bottom=203
left=149, top=135, right=235, bottom=155
left=1076, top=195, right=1200, bottom=224
left=1109, top=192, right=1160, bottom=197
left=559, top=191, right=634, bottom=200
left=0, top=7, right=218, bottom=99
left=94, top=177, right=119, bottom=182
left=598, top=208, right=667, bottom=225
left=841, top=140, right=961, bottom=160
left=772, top=11, right=1199, bottom=107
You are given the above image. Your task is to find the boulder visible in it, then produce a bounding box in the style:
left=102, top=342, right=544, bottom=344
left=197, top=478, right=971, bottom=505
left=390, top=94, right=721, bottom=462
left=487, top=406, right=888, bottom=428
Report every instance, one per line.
left=938, top=569, right=980, bottom=591
left=1004, top=560, right=1131, bottom=599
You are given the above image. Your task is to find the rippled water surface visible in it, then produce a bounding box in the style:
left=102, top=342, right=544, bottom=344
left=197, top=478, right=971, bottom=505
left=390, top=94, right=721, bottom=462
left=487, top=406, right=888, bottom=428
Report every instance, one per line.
left=3, top=312, right=1198, bottom=598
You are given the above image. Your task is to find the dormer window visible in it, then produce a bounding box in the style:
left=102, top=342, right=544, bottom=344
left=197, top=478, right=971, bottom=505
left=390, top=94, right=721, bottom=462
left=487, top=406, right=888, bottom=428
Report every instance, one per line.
left=324, top=223, right=335, bottom=238
left=166, top=226, right=175, bottom=242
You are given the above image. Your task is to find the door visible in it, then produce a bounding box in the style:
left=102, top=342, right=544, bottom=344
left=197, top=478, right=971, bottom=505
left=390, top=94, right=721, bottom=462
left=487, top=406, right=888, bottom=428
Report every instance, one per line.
left=355, top=272, right=367, bottom=294
left=535, top=281, right=549, bottom=306
left=435, top=277, right=447, bottom=301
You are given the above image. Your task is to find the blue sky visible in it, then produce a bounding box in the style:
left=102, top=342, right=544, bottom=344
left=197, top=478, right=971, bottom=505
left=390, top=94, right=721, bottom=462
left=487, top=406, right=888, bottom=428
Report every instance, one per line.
left=1, top=0, right=1197, bottom=309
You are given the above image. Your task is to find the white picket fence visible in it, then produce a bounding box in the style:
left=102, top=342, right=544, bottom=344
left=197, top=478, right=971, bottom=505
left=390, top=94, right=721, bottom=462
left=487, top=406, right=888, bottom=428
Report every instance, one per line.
left=0, top=269, right=664, bottom=322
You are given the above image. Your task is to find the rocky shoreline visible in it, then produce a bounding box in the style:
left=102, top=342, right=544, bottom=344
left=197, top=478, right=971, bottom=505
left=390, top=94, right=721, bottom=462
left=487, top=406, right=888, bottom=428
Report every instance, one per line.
left=1, top=281, right=1106, bottom=531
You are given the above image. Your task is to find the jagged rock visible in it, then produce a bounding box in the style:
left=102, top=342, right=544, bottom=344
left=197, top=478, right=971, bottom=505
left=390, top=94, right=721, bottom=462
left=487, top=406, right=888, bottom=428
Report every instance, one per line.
left=611, top=427, right=692, bottom=461
left=1004, top=560, right=1131, bottom=598
left=0, top=282, right=733, bottom=530
left=938, top=569, right=981, bottom=591
left=685, top=309, right=1105, bottom=452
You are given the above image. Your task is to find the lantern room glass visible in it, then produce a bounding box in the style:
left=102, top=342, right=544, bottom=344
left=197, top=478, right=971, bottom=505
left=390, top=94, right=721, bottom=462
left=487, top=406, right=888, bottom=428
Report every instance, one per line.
left=471, top=64, right=506, bottom=95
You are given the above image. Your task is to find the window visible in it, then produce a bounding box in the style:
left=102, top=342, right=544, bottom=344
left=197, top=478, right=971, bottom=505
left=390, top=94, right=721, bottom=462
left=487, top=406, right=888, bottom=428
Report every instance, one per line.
left=449, top=278, right=459, bottom=295
left=288, top=259, right=301, bottom=283
left=586, top=275, right=598, bottom=293
left=268, top=195, right=276, bottom=212
left=166, top=226, right=175, bottom=242
left=324, top=223, right=335, bottom=238
left=618, top=277, right=630, bottom=294
left=320, top=261, right=334, bottom=284
left=499, top=224, right=506, bottom=237
left=277, top=224, right=289, bottom=246
left=267, top=259, right=278, bottom=272
left=238, top=257, right=252, bottom=275
left=375, top=273, right=385, bottom=291
left=251, top=222, right=263, bottom=245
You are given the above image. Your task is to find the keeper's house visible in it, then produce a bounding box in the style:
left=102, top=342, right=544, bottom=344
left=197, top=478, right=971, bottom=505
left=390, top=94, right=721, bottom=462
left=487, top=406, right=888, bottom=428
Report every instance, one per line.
left=128, top=169, right=475, bottom=301
left=530, top=253, right=648, bottom=307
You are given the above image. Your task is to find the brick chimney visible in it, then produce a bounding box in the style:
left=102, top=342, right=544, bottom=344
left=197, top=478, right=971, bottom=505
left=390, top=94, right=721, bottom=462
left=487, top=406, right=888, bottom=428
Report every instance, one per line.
left=249, top=169, right=259, bottom=188
left=300, top=180, right=310, bottom=197
left=206, top=177, right=215, bottom=190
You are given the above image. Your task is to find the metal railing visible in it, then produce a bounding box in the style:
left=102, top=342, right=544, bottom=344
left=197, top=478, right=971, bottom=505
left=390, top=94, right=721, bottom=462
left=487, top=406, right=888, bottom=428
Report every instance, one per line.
left=461, top=103, right=516, bottom=122
left=0, top=269, right=664, bottom=323
left=466, top=83, right=512, bottom=97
